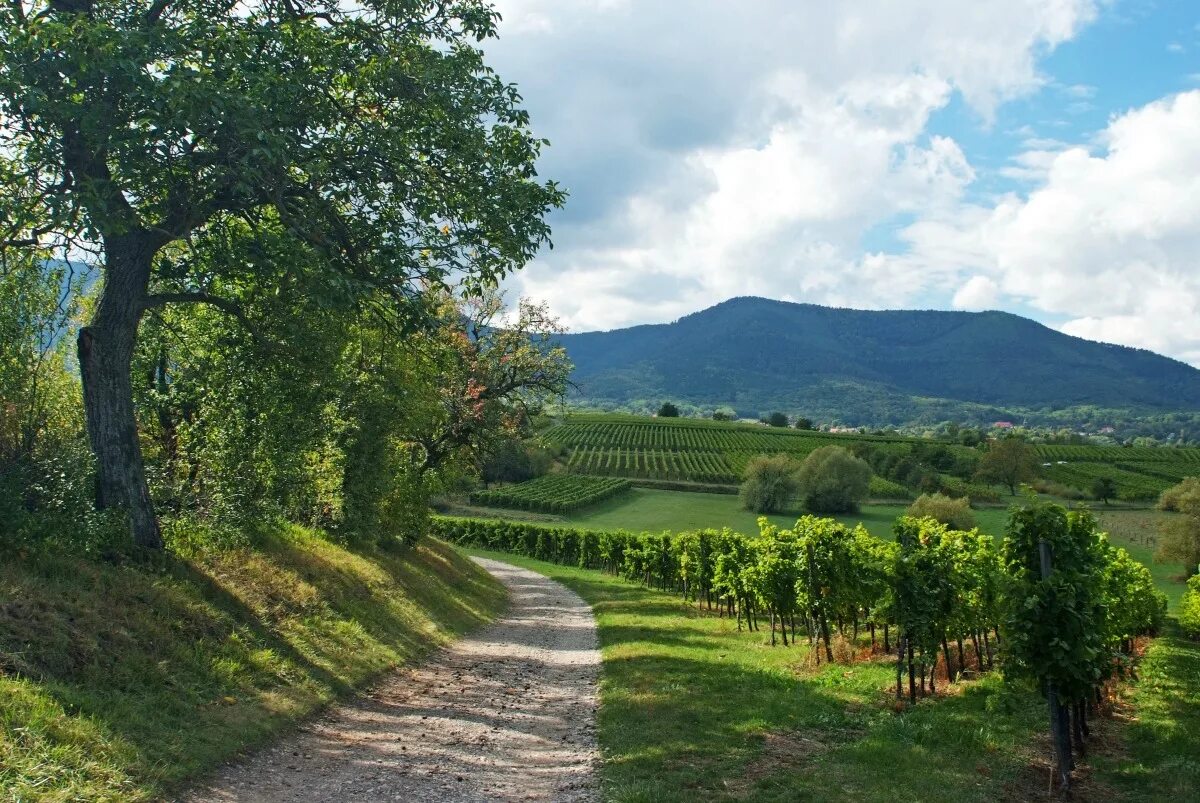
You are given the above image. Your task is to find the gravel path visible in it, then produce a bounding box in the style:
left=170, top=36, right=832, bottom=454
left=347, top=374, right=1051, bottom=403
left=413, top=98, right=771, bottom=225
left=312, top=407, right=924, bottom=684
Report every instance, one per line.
left=184, top=557, right=601, bottom=803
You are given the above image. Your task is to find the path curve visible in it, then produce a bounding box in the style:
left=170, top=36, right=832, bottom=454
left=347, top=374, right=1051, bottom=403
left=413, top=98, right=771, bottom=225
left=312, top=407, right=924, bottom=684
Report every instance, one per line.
left=185, top=557, right=600, bottom=803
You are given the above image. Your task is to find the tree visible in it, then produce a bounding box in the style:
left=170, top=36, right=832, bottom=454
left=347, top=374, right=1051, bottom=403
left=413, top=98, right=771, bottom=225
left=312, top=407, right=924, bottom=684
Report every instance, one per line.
left=764, top=411, right=788, bottom=428
left=1091, top=477, right=1117, bottom=505
left=794, top=417, right=813, bottom=430
left=906, top=493, right=976, bottom=531
left=712, top=407, right=736, bottom=421
left=739, top=454, right=801, bottom=513
left=796, top=446, right=871, bottom=513
left=975, top=438, right=1039, bottom=495
left=1157, top=477, right=1200, bottom=577
left=411, top=292, right=572, bottom=477
left=0, top=1, right=562, bottom=547
left=658, top=402, right=680, bottom=418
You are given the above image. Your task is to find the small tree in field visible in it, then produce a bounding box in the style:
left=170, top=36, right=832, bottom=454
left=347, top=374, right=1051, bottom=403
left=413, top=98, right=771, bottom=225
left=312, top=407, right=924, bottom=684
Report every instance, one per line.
left=797, top=446, right=871, bottom=513
left=794, top=417, right=814, bottom=430
left=765, top=411, right=788, bottom=428
left=975, top=437, right=1039, bottom=495
left=1157, top=477, right=1200, bottom=577
left=906, top=493, right=976, bottom=530
left=739, top=454, right=801, bottom=513
left=1091, top=477, right=1117, bottom=505
left=658, top=402, right=680, bottom=418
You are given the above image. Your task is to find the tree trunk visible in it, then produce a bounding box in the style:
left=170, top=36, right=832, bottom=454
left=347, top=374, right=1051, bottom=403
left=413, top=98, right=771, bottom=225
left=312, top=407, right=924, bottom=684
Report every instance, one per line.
left=78, top=232, right=162, bottom=549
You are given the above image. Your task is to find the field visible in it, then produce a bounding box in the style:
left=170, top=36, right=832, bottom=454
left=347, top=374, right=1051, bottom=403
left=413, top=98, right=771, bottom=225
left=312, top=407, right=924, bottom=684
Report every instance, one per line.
left=545, top=414, right=1200, bottom=502
left=549, top=414, right=975, bottom=486
left=470, top=474, right=631, bottom=513
left=463, top=487, right=1192, bottom=609
left=466, top=546, right=1200, bottom=801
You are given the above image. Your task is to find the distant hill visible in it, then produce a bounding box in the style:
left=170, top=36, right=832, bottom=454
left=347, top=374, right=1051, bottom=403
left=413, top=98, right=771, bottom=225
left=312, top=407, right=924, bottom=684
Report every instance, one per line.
left=555, top=297, right=1200, bottom=426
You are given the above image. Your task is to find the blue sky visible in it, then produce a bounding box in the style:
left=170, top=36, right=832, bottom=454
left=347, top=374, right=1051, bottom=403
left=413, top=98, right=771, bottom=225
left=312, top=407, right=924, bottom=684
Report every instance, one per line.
left=485, top=1, right=1200, bottom=366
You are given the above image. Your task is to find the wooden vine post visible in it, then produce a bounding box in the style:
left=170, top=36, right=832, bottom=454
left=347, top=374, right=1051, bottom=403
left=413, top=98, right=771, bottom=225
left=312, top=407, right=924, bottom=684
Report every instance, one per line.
left=1039, top=538, right=1073, bottom=792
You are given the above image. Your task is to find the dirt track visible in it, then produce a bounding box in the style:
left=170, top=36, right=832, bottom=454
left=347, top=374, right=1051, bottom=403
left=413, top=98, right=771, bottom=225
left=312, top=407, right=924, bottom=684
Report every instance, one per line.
left=184, top=557, right=601, bottom=802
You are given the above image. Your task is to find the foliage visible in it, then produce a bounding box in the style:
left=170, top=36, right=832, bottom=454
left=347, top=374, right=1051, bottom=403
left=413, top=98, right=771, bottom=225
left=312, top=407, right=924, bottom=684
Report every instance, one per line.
left=657, top=402, right=680, bottom=418
left=738, top=454, right=801, bottom=514
left=1180, top=573, right=1200, bottom=638
left=764, top=411, right=788, bottom=427
left=0, top=0, right=563, bottom=546
left=906, top=493, right=977, bottom=531
left=469, top=474, right=630, bottom=514
left=976, top=437, right=1039, bottom=495
left=480, top=438, right=555, bottom=485
left=1156, top=477, right=1200, bottom=576
left=796, top=446, right=871, bottom=513
left=1160, top=476, right=1200, bottom=513
left=1091, top=476, right=1117, bottom=504
left=794, top=416, right=814, bottom=430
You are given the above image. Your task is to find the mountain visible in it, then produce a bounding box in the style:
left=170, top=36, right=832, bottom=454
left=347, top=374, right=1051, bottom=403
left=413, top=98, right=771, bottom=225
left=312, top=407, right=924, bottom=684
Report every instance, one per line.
left=555, top=297, right=1200, bottom=425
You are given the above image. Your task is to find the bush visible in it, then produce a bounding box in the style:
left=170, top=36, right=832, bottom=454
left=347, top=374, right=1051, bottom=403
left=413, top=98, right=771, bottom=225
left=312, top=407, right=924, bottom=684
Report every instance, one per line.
left=657, top=402, right=680, bottom=418
left=739, top=454, right=801, bottom=513
left=1157, top=478, right=1200, bottom=577
left=1180, top=573, right=1200, bottom=639
left=796, top=446, right=871, bottom=514
left=906, top=493, right=976, bottom=531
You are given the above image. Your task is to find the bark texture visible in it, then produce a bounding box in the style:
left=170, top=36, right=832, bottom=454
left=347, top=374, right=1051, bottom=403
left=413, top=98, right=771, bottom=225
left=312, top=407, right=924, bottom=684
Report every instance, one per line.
left=77, top=232, right=162, bottom=548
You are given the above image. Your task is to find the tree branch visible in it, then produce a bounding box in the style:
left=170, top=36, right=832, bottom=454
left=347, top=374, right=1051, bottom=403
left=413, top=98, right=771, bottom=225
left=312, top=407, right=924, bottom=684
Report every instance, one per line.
left=143, top=291, right=272, bottom=346
left=144, top=0, right=172, bottom=24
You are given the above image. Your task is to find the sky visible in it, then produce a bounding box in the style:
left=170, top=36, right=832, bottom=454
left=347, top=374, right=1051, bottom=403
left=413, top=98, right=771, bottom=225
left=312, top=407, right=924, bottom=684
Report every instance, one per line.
left=481, top=0, right=1200, bottom=367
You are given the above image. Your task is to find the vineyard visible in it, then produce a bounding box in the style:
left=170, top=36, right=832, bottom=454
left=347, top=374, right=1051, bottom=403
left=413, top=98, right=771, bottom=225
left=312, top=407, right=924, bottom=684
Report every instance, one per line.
left=545, top=414, right=1200, bottom=502
left=435, top=501, right=1165, bottom=788
left=547, top=415, right=974, bottom=488
left=469, top=474, right=631, bottom=513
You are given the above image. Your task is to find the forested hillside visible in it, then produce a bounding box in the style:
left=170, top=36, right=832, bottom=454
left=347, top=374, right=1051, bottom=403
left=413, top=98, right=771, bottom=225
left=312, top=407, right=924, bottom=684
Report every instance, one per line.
left=558, top=297, right=1200, bottom=426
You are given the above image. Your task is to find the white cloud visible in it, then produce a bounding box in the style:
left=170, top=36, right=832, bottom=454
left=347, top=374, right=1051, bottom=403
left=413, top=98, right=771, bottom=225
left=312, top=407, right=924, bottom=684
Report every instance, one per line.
left=895, top=91, right=1200, bottom=365
left=486, top=0, right=1098, bottom=331
left=952, top=276, right=1001, bottom=310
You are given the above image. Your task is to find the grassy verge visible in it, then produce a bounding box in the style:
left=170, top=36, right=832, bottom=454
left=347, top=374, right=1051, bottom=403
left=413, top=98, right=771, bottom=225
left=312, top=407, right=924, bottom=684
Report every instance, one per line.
left=1093, top=627, right=1200, bottom=799
left=0, top=528, right=507, bottom=801
left=467, top=547, right=1062, bottom=802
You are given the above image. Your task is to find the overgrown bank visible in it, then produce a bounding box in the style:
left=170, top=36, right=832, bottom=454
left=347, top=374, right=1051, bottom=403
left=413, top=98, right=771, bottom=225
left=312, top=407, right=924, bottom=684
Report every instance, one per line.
left=0, top=529, right=506, bottom=801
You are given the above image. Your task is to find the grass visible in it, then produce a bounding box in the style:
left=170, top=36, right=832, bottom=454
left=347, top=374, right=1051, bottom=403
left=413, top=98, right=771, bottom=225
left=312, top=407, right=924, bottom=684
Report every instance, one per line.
left=1092, top=627, right=1200, bottom=799
left=467, top=546, right=1058, bottom=802
left=0, top=527, right=507, bottom=801
left=467, top=545, right=1200, bottom=801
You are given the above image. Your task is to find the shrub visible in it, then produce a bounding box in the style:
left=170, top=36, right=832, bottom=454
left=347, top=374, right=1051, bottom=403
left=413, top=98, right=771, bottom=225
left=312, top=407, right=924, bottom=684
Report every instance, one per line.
left=796, top=446, right=871, bottom=514
left=1156, top=477, right=1200, bottom=577
left=1180, top=573, right=1200, bottom=639
left=657, top=402, right=680, bottom=418
left=906, top=493, right=976, bottom=531
left=739, top=454, right=801, bottom=513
